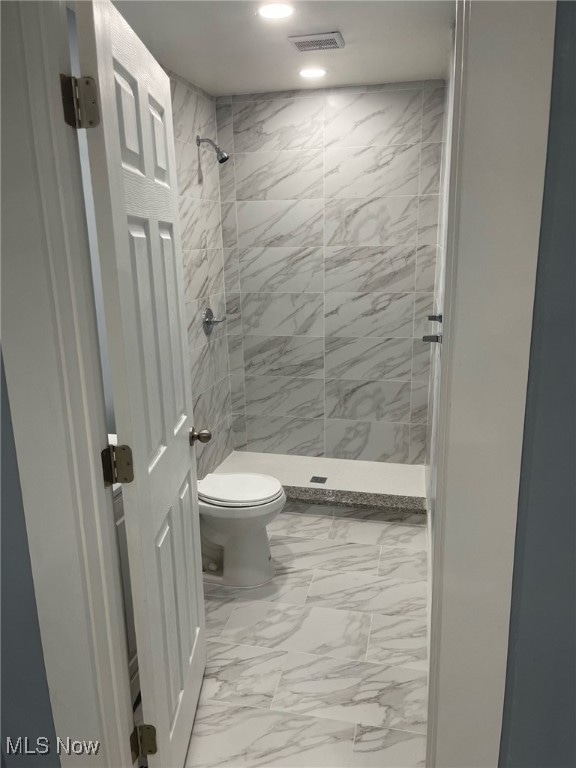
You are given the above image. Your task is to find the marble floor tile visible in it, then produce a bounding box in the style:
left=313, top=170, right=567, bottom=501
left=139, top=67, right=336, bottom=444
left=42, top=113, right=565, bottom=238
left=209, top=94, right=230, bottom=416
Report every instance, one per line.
left=205, top=569, right=314, bottom=606
left=202, top=641, right=288, bottom=709
left=267, top=513, right=334, bottom=540
left=378, top=547, right=428, bottom=582
left=306, top=570, right=427, bottom=617
left=272, top=652, right=428, bottom=732
left=283, top=500, right=335, bottom=517
left=351, top=724, right=426, bottom=767
left=328, top=520, right=426, bottom=553
left=204, top=595, right=237, bottom=638
left=366, top=615, right=428, bottom=670
left=220, top=601, right=371, bottom=661
left=185, top=700, right=355, bottom=767
left=270, top=535, right=381, bottom=574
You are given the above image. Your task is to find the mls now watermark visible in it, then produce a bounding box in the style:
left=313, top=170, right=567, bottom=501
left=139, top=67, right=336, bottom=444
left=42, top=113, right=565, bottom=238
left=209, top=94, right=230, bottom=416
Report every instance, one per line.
left=5, top=737, right=100, bottom=756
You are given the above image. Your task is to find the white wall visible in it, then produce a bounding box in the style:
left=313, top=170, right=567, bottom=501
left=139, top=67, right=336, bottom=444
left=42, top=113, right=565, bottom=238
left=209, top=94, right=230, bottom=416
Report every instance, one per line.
left=428, top=2, right=556, bottom=766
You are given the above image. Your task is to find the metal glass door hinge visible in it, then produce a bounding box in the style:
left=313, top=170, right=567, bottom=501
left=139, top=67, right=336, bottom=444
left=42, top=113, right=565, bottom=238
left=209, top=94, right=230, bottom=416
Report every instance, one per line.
left=101, top=444, right=134, bottom=487
left=60, top=74, right=100, bottom=129
left=130, top=724, right=157, bottom=762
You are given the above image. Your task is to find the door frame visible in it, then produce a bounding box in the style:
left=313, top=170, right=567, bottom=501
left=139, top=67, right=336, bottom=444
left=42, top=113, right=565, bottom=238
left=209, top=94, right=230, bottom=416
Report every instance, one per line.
left=427, top=1, right=557, bottom=766
left=2, top=3, right=133, bottom=764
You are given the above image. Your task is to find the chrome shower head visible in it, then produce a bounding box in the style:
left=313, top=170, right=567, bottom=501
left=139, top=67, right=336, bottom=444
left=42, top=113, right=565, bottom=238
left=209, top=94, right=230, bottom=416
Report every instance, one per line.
left=196, top=135, right=230, bottom=164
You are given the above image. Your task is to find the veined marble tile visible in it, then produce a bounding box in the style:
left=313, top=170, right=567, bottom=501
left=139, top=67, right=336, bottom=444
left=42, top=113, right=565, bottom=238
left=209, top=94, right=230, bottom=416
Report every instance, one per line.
left=409, top=425, right=427, bottom=465
left=325, top=337, right=413, bottom=381
left=232, top=413, right=247, bottom=449
left=239, top=246, right=324, bottom=293
left=245, top=375, right=324, bottom=418
left=189, top=335, right=229, bottom=396
left=183, top=248, right=224, bottom=301
left=272, top=652, right=428, bottom=732
left=422, top=88, right=446, bottom=144
left=352, top=724, right=426, bottom=767
left=220, top=202, right=238, bottom=249
left=215, top=102, right=233, bottom=150
left=411, top=340, right=431, bottom=383
left=325, top=144, right=420, bottom=198
left=225, top=292, right=242, bottom=335
left=325, top=246, right=416, bottom=294
left=325, top=336, right=412, bottom=381
left=185, top=700, right=355, bottom=768
left=175, top=139, right=220, bottom=201
left=230, top=372, right=246, bottom=413
left=324, top=90, right=423, bottom=148
left=245, top=415, right=324, bottom=457
left=180, top=197, right=222, bottom=250
left=419, top=143, right=442, bottom=195
left=417, top=195, right=439, bottom=245
left=325, top=197, right=418, bottom=247
left=306, top=570, right=427, bottom=617
left=378, top=547, right=428, bottom=582
left=237, top=199, right=324, bottom=249
left=325, top=379, right=411, bottom=423
left=204, top=594, right=237, bottom=638
left=218, top=152, right=236, bottom=201
left=220, top=601, right=371, bottom=661
left=205, top=569, right=314, bottom=606
left=223, top=247, right=240, bottom=293
left=367, top=615, right=428, bottom=669
left=202, top=641, right=288, bottom=709
left=378, top=523, right=427, bottom=551
left=243, top=335, right=324, bottom=378
left=415, top=245, right=437, bottom=292
left=233, top=98, right=324, bottom=153
left=325, top=420, right=411, bottom=463
left=235, top=150, right=324, bottom=201
left=413, top=293, right=435, bottom=338
left=325, top=292, right=415, bottom=339
left=241, top=292, right=324, bottom=336
left=328, top=519, right=424, bottom=552
left=410, top=382, right=429, bottom=425
left=270, top=536, right=380, bottom=574
left=284, top=500, right=335, bottom=517
left=172, top=82, right=215, bottom=145
left=267, top=512, right=333, bottom=540
left=227, top=333, right=244, bottom=373
left=332, top=507, right=424, bottom=525
left=194, top=377, right=231, bottom=432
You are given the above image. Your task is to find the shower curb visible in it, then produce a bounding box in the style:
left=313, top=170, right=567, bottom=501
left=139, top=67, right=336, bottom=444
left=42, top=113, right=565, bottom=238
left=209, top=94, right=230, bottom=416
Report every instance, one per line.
left=283, top=485, right=427, bottom=523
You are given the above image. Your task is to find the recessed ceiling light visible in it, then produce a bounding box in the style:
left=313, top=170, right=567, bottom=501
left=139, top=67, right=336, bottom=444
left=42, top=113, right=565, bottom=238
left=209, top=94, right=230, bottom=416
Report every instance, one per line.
left=257, top=4, right=294, bottom=19
left=299, top=67, right=327, bottom=79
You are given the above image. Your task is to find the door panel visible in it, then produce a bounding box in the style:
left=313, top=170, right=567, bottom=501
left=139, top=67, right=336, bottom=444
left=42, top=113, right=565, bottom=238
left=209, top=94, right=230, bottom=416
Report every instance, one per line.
left=77, top=2, right=205, bottom=765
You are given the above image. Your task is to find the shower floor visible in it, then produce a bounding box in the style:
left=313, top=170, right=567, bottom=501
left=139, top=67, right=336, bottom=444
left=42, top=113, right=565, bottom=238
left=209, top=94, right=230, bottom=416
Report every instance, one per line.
left=186, top=501, right=428, bottom=768
left=215, top=451, right=426, bottom=498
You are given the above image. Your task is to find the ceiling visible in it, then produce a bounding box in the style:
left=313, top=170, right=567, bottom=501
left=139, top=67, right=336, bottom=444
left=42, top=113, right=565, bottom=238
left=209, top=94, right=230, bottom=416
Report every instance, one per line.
left=114, top=1, right=455, bottom=96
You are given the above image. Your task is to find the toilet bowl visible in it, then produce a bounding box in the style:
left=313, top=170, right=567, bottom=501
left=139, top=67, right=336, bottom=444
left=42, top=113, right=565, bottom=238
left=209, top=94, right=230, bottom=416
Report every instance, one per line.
left=198, top=472, right=286, bottom=588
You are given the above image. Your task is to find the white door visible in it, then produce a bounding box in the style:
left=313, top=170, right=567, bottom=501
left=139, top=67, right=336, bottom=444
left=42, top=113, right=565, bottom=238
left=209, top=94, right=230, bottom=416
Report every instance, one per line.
left=76, top=2, right=205, bottom=765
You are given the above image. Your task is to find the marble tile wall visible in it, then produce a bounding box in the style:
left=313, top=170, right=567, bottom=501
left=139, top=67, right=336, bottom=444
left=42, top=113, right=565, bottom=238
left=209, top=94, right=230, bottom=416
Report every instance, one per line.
left=170, top=72, right=233, bottom=478
left=216, top=81, right=445, bottom=465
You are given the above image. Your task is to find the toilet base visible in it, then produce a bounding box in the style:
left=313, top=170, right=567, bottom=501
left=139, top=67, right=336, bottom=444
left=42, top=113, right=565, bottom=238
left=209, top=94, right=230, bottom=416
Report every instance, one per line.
left=203, top=526, right=276, bottom=588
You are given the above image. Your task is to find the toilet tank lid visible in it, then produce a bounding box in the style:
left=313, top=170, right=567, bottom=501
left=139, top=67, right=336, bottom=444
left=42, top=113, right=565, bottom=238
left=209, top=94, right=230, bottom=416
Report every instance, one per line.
left=198, top=472, right=283, bottom=505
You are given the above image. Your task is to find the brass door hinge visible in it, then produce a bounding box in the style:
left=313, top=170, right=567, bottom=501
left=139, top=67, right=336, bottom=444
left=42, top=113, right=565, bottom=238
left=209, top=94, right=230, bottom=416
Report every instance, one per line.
left=130, top=724, right=157, bottom=762
left=101, top=444, right=134, bottom=487
left=60, top=74, right=100, bottom=129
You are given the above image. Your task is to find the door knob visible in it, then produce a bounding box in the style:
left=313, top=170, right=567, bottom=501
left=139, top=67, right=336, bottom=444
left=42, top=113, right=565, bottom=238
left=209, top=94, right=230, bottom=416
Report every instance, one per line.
left=189, top=428, right=212, bottom=446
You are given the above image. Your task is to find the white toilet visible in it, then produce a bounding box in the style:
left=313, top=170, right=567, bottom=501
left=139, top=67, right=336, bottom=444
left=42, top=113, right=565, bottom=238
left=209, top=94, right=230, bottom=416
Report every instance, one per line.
left=198, top=472, right=286, bottom=588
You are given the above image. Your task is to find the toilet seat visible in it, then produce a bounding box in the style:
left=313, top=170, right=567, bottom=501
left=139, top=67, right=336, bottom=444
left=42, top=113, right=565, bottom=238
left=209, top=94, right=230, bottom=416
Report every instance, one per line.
left=198, top=472, right=283, bottom=508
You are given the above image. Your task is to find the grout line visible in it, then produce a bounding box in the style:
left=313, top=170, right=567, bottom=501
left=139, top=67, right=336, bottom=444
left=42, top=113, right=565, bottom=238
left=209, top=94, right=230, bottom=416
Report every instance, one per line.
left=364, top=612, right=374, bottom=663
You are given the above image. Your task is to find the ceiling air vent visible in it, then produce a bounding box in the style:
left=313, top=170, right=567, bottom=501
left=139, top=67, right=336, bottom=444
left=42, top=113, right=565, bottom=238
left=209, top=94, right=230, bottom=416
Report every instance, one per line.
left=288, top=32, right=345, bottom=52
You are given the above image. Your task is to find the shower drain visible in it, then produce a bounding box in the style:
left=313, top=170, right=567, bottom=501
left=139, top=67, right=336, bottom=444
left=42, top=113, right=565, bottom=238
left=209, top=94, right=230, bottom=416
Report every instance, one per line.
left=310, top=476, right=327, bottom=484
